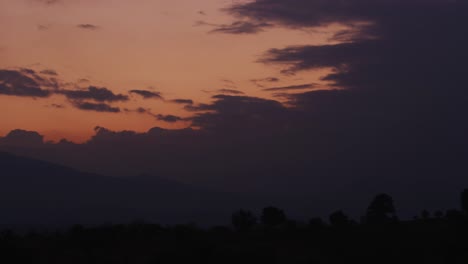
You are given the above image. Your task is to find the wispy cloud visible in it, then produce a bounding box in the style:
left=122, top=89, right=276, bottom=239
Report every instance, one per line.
left=73, top=101, right=120, bottom=113
left=130, top=90, right=163, bottom=100
left=59, top=86, right=129, bottom=102
left=196, top=20, right=273, bottom=34
left=262, top=83, right=316, bottom=92
left=77, top=24, right=100, bottom=30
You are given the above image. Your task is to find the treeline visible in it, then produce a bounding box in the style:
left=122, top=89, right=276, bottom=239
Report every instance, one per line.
left=1, top=190, right=468, bottom=263
left=232, top=190, right=468, bottom=231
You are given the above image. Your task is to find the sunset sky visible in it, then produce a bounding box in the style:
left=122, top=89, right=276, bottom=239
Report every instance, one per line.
left=1, top=0, right=468, bottom=222
left=0, top=0, right=341, bottom=142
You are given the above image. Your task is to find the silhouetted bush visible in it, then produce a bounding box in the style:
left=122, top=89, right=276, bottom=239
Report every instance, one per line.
left=260, top=207, right=287, bottom=227
left=231, top=209, right=257, bottom=232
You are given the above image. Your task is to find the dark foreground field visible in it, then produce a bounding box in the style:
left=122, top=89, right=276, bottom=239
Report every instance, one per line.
left=2, top=200, right=468, bottom=264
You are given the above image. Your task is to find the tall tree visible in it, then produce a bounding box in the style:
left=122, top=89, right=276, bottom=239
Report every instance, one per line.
left=366, top=193, right=397, bottom=224
left=461, top=189, right=468, bottom=214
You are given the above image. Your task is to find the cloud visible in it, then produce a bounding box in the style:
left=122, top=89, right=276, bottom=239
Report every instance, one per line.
left=72, top=101, right=120, bottom=113
left=37, top=24, right=50, bottom=31
left=0, top=69, right=51, bottom=98
left=77, top=24, right=100, bottom=30
left=259, top=43, right=368, bottom=73
left=124, top=107, right=150, bottom=114
left=20, top=68, right=36, bottom=75
left=262, top=83, right=316, bottom=92
left=217, top=89, right=244, bottom=95
left=229, top=0, right=468, bottom=97
left=221, top=79, right=237, bottom=89
left=226, top=0, right=384, bottom=28
left=210, top=21, right=273, bottom=34
left=155, top=114, right=183, bottom=123
left=0, top=129, right=44, bottom=147
left=189, top=95, right=286, bottom=131
left=264, top=77, right=280, bottom=82
left=124, top=107, right=184, bottom=123
left=251, top=77, right=280, bottom=87
left=196, top=20, right=273, bottom=34
left=170, top=99, right=194, bottom=105
left=60, top=86, right=129, bottom=102
left=136, top=107, right=148, bottom=113
left=40, top=69, right=58, bottom=76
left=130, top=90, right=163, bottom=100
left=48, top=103, right=65, bottom=109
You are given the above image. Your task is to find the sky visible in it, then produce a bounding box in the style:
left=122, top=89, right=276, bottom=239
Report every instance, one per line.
left=0, top=0, right=339, bottom=142
left=1, top=0, right=468, bottom=218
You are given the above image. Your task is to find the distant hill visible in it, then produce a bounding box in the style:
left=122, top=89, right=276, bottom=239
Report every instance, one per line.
left=0, top=152, right=254, bottom=228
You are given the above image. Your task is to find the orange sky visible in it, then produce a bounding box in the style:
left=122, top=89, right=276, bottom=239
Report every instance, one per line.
left=0, top=0, right=342, bottom=142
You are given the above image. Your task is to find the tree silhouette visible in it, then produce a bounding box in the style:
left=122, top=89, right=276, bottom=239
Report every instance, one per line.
left=329, top=210, right=350, bottom=227
left=434, top=210, right=444, bottom=219
left=366, top=193, right=397, bottom=224
left=309, top=217, right=326, bottom=229
left=261, top=207, right=287, bottom=227
left=461, top=189, right=468, bottom=214
left=421, top=210, right=430, bottom=220
left=231, top=209, right=257, bottom=232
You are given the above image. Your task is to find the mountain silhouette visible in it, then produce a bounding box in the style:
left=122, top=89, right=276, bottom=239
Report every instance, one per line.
left=0, top=152, right=252, bottom=228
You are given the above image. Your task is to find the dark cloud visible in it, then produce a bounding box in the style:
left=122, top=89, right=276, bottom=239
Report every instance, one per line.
left=227, top=0, right=468, bottom=97
left=196, top=20, right=273, bottom=34
left=0, top=70, right=51, bottom=98
left=189, top=95, right=286, bottom=131
left=40, top=69, right=58, bottom=76
left=77, top=24, right=100, bottom=30
left=0, top=129, right=44, bottom=147
left=259, top=43, right=372, bottom=74
left=227, top=0, right=417, bottom=28
left=170, top=99, right=194, bottom=105
left=210, top=21, right=273, bottom=34
left=124, top=106, right=185, bottom=123
left=155, top=114, right=183, bottom=123
left=217, top=89, right=244, bottom=95
left=262, top=83, right=316, bottom=92
left=130, top=90, right=163, bottom=100
left=73, top=101, right=120, bottom=113
left=136, top=107, right=148, bottom=114
left=20, top=68, right=36, bottom=75
left=124, top=107, right=150, bottom=114
left=265, top=77, right=279, bottom=82
left=60, top=86, right=129, bottom=102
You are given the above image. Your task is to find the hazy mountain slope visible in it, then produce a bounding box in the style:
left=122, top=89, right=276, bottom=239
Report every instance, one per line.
left=0, top=152, right=256, bottom=228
